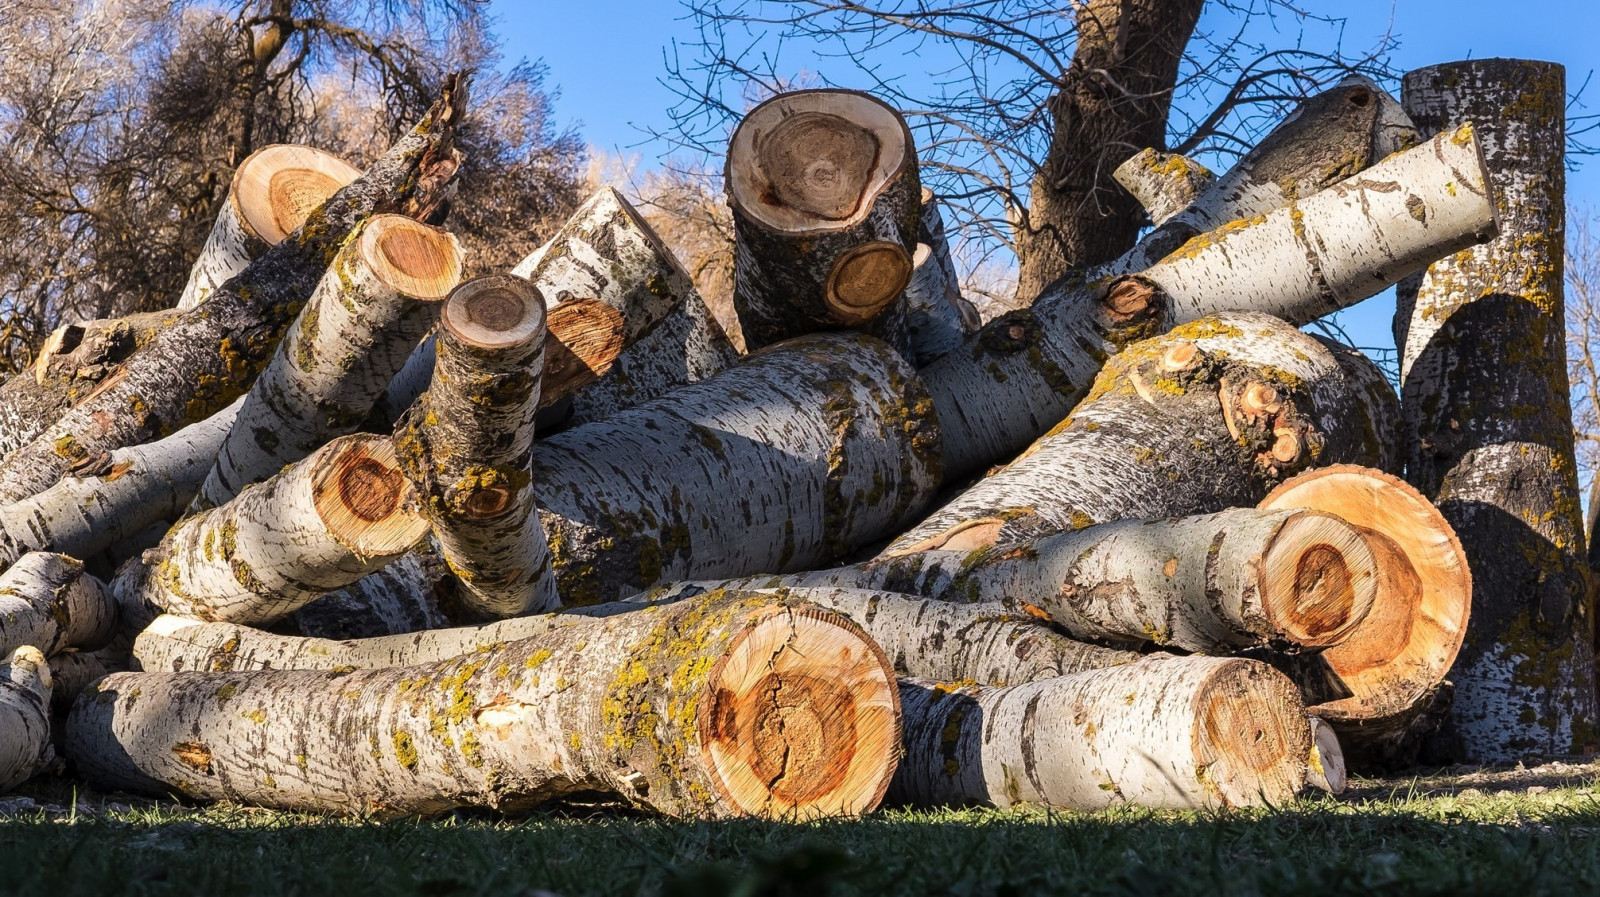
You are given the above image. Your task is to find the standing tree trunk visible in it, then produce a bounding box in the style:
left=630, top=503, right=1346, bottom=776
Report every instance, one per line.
left=176, top=144, right=362, bottom=311
left=1011, top=0, right=1205, bottom=298
left=395, top=275, right=558, bottom=618
left=726, top=90, right=921, bottom=352
left=71, top=590, right=902, bottom=820
left=197, top=214, right=463, bottom=507
left=1394, top=59, right=1597, bottom=761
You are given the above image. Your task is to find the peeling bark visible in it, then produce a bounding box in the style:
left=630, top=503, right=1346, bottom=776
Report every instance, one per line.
left=72, top=590, right=902, bottom=820
left=1394, top=60, right=1595, bottom=762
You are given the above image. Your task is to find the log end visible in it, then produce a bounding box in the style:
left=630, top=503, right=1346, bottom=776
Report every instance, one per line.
left=359, top=215, right=464, bottom=302
left=1306, top=715, right=1348, bottom=794
left=1193, top=659, right=1310, bottom=807
left=441, top=275, right=548, bottom=351
left=1257, top=509, right=1381, bottom=649
left=1259, top=465, right=1471, bottom=726
left=543, top=298, right=627, bottom=404
left=311, top=435, right=429, bottom=558
left=698, top=605, right=900, bottom=820
left=825, top=241, right=913, bottom=324
left=233, top=144, right=363, bottom=244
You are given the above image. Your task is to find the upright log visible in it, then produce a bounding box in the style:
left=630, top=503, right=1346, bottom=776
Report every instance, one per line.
left=0, top=76, right=466, bottom=506
left=891, top=657, right=1311, bottom=810
left=903, top=190, right=979, bottom=364
left=0, top=553, right=115, bottom=658
left=1394, top=60, right=1595, bottom=761
left=126, top=434, right=428, bottom=626
left=197, top=214, right=463, bottom=507
left=893, top=312, right=1396, bottom=552
left=176, top=144, right=362, bottom=311
left=0, top=647, right=53, bottom=790
left=726, top=90, right=921, bottom=351
left=509, top=187, right=738, bottom=430
left=395, top=275, right=558, bottom=618
left=71, top=590, right=902, bottom=820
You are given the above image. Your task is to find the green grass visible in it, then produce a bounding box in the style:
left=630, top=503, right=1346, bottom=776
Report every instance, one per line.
left=5, top=775, right=1600, bottom=896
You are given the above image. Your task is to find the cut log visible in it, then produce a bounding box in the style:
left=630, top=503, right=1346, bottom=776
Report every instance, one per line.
left=923, top=125, right=1493, bottom=479
left=726, top=89, right=921, bottom=351
left=394, top=275, right=558, bottom=618
left=176, top=144, right=363, bottom=311
left=531, top=331, right=941, bottom=605
left=0, top=646, right=53, bottom=790
left=0, top=398, right=242, bottom=573
left=290, top=553, right=450, bottom=641
left=72, top=589, right=902, bottom=820
left=902, top=190, right=979, bottom=365
left=46, top=649, right=108, bottom=716
left=0, top=553, right=115, bottom=659
left=1259, top=464, right=1471, bottom=770
left=1113, top=148, right=1216, bottom=228
left=782, top=506, right=1380, bottom=656
left=510, top=187, right=738, bottom=430
left=1306, top=716, right=1348, bottom=794
left=894, top=312, right=1396, bottom=552
left=0, top=75, right=466, bottom=506
left=196, top=214, right=463, bottom=508
left=890, top=656, right=1310, bottom=810
left=1394, top=59, right=1596, bottom=762
left=0, top=310, right=181, bottom=462
left=126, top=434, right=428, bottom=626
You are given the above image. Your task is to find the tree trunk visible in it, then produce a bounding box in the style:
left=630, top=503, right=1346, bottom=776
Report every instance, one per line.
left=72, top=590, right=902, bottom=820
left=1113, top=149, right=1215, bottom=228
left=394, top=276, right=558, bottom=619
left=894, top=312, right=1395, bottom=552
left=124, top=434, right=428, bottom=626
left=1260, top=465, right=1472, bottom=769
left=531, top=331, right=941, bottom=605
left=890, top=656, right=1309, bottom=810
left=903, top=190, right=979, bottom=365
left=195, top=215, right=462, bottom=508
left=509, top=187, right=738, bottom=431
left=0, top=647, right=53, bottom=791
left=1394, top=60, right=1596, bottom=762
left=0, top=398, right=242, bottom=573
left=176, top=144, right=362, bottom=311
left=0, top=310, right=181, bottom=462
left=923, top=126, right=1493, bottom=480
left=1012, top=0, right=1204, bottom=298
left=0, top=553, right=115, bottom=659
left=0, top=76, right=466, bottom=506
left=726, top=90, right=921, bottom=352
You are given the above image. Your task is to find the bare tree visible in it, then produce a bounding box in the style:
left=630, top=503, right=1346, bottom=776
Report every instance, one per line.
left=1568, top=209, right=1600, bottom=513
left=0, top=0, right=583, bottom=372
left=660, top=0, right=1395, bottom=300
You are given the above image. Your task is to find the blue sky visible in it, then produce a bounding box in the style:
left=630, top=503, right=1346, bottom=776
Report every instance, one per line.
left=494, top=0, right=1600, bottom=356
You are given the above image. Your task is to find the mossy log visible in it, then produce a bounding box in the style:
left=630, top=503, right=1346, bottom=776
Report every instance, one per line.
left=1113, top=148, right=1216, bottom=228
left=0, top=398, right=241, bottom=572
left=0, top=310, right=181, bottom=462
left=176, top=144, right=362, bottom=311
left=0, top=646, right=53, bottom=790
left=903, top=190, right=979, bottom=365
left=921, top=127, right=1492, bottom=479
left=72, top=589, right=902, bottom=820
left=894, top=312, right=1396, bottom=552
left=0, top=75, right=466, bottom=506
left=509, top=187, right=737, bottom=431
left=1393, top=59, right=1596, bottom=762
left=889, top=656, right=1310, bottom=810
left=196, top=215, right=463, bottom=508
left=0, top=553, right=115, bottom=659
left=125, top=434, right=428, bottom=626
left=394, top=276, right=558, bottom=618
left=530, top=331, right=941, bottom=605
left=726, top=90, right=921, bottom=353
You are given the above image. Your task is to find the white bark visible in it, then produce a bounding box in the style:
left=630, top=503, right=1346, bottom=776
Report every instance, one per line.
left=1113, top=149, right=1216, bottom=227
left=291, top=553, right=450, bottom=641
left=176, top=145, right=362, bottom=311
left=0, top=646, right=53, bottom=790
left=890, top=656, right=1310, bottom=810
left=903, top=192, right=978, bottom=365
left=0, top=553, right=115, bottom=659
left=127, top=434, right=428, bottom=626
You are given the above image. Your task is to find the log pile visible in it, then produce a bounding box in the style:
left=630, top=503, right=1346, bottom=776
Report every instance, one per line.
left=0, top=62, right=1584, bottom=821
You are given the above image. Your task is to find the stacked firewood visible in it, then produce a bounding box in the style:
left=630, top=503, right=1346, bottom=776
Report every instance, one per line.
left=0, top=60, right=1582, bottom=821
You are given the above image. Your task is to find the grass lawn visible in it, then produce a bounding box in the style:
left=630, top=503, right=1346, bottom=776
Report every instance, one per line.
left=4, top=761, right=1600, bottom=896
